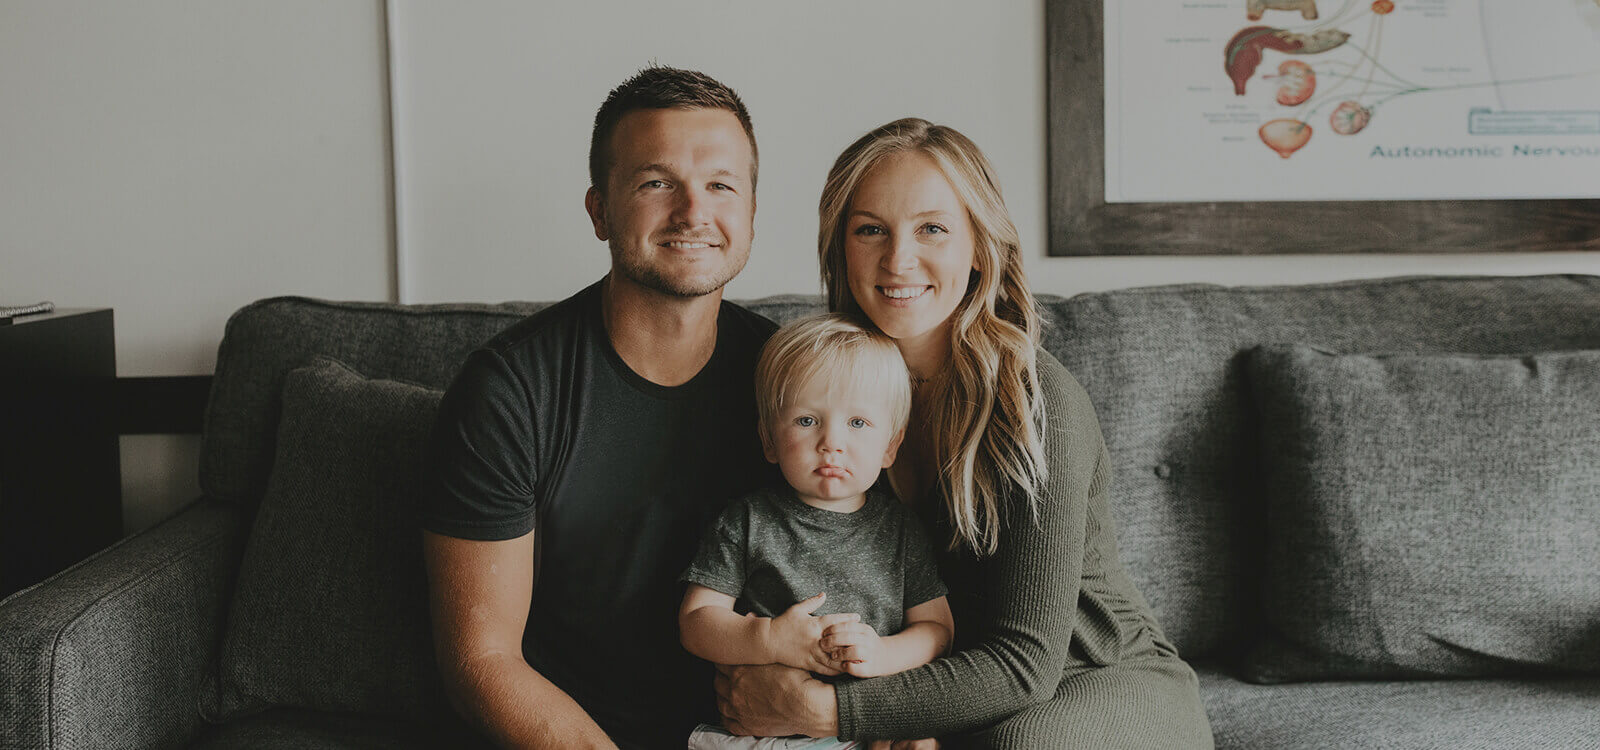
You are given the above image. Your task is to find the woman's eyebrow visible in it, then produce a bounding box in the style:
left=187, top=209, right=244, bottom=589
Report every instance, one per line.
left=848, top=209, right=952, bottom=220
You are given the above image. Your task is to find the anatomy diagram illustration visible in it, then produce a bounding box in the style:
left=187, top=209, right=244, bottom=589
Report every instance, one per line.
left=1226, top=0, right=1600, bottom=158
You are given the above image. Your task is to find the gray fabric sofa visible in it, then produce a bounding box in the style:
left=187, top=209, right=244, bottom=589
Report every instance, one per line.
left=2, top=274, right=1597, bottom=749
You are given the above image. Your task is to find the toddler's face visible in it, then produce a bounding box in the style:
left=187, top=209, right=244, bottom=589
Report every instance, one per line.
left=764, top=374, right=904, bottom=511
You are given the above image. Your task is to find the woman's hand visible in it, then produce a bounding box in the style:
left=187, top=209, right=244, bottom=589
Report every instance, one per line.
left=867, top=740, right=940, bottom=750
left=821, top=620, right=887, bottom=677
left=714, top=663, right=838, bottom=738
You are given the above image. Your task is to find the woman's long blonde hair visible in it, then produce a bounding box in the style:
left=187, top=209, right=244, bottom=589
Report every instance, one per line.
left=818, top=117, right=1045, bottom=556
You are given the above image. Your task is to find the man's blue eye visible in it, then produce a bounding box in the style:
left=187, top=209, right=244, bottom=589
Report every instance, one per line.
left=796, top=416, right=816, bottom=427
left=854, top=225, right=884, bottom=236
left=849, top=418, right=867, bottom=428
left=643, top=180, right=666, bottom=188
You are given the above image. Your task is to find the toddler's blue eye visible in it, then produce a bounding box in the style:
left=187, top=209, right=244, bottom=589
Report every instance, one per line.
left=796, top=416, right=816, bottom=427
left=849, top=418, right=867, bottom=428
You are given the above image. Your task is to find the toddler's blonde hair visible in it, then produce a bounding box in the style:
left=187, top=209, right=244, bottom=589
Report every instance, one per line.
left=755, top=313, right=912, bottom=442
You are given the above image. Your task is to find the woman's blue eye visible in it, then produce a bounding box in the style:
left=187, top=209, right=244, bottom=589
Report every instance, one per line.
left=854, top=225, right=885, bottom=236
left=923, top=223, right=947, bottom=234
left=795, top=416, right=816, bottom=427
left=849, top=418, right=867, bottom=428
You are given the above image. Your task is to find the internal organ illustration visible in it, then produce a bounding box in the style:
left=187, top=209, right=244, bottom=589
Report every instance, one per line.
left=1329, top=101, right=1373, bottom=134
left=1371, top=0, right=1395, bottom=13
left=1273, top=61, right=1316, bottom=105
left=1260, top=119, right=1313, bottom=158
left=1248, top=0, right=1319, bottom=20
left=1225, top=27, right=1351, bottom=95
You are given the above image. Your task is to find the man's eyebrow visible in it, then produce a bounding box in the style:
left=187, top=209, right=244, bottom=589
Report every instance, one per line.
left=629, top=164, right=746, bottom=182
left=631, top=162, right=677, bottom=176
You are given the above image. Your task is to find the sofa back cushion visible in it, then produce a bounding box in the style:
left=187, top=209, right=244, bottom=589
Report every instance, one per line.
left=200, top=276, right=1600, bottom=664
left=1041, top=274, right=1600, bottom=661
left=201, top=298, right=545, bottom=505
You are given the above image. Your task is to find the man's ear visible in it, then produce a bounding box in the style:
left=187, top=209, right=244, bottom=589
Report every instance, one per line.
left=584, top=186, right=609, bottom=241
left=882, top=427, right=906, bottom=468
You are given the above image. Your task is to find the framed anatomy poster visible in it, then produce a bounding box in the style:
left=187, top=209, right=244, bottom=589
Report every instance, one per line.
left=1047, top=0, right=1600, bottom=255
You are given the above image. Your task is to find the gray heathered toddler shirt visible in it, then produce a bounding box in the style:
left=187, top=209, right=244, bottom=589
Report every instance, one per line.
left=681, top=486, right=946, bottom=637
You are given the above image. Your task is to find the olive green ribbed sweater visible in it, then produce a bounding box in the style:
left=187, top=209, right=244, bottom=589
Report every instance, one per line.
left=834, top=352, right=1213, bottom=746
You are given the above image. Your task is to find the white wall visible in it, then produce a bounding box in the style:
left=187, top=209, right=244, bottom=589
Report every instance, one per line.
left=0, top=1, right=394, bottom=532
left=392, top=0, right=1598, bottom=305
left=3, top=0, right=1596, bottom=533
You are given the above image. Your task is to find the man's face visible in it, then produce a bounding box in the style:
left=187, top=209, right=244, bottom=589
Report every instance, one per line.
left=585, top=108, right=755, bottom=298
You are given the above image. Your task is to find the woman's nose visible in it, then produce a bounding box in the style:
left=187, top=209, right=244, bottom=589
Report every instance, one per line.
left=881, top=235, right=918, bottom=273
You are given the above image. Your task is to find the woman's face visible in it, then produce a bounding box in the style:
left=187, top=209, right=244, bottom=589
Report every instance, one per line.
left=843, top=151, right=978, bottom=359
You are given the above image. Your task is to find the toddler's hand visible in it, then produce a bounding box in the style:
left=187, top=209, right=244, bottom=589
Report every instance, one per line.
left=822, top=620, right=886, bottom=677
left=769, top=593, right=859, bottom=676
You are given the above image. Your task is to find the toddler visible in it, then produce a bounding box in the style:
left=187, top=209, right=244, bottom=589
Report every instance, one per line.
left=679, top=313, right=953, bottom=749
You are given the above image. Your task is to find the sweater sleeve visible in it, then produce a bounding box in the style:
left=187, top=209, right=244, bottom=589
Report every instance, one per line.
left=834, top=353, right=1110, bottom=740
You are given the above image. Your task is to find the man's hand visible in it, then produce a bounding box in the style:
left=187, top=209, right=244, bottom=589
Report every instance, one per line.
left=821, top=620, right=887, bottom=678
left=714, top=663, right=837, bottom=738
left=867, top=741, right=940, bottom=750
left=767, top=593, right=859, bottom=675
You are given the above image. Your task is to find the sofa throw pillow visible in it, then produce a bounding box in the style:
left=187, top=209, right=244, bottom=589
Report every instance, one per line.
left=204, top=357, right=449, bottom=720
left=1244, top=344, right=1600, bottom=683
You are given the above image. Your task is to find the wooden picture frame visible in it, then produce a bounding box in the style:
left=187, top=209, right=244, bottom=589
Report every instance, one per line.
left=1045, top=0, right=1600, bottom=256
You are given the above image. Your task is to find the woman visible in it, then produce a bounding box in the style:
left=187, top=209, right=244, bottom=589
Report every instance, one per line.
left=714, top=119, right=1214, bottom=748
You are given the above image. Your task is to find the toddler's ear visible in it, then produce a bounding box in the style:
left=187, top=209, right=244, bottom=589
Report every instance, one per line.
left=759, top=423, right=778, bottom=464
left=882, top=428, right=906, bottom=468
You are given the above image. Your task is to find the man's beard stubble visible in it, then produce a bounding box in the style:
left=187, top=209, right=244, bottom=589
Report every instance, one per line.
left=607, top=234, right=749, bottom=299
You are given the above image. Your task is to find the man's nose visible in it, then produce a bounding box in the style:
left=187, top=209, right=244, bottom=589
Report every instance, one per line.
left=672, top=186, right=712, bottom=227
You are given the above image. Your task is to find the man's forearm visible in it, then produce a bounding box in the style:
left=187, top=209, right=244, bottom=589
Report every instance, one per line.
left=447, top=651, right=616, bottom=750
left=681, top=607, right=775, bottom=664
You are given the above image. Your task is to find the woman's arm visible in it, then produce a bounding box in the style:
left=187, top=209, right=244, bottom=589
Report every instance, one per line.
left=823, top=596, right=954, bottom=678
left=832, top=358, right=1107, bottom=740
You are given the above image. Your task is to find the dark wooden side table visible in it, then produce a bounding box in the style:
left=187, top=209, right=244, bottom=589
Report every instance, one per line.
left=0, top=308, right=122, bottom=599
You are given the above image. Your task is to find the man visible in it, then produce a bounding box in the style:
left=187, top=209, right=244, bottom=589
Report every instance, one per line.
left=420, top=67, right=776, bottom=749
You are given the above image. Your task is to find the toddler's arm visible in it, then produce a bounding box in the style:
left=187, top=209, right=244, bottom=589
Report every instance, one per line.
left=822, top=595, right=954, bottom=679
left=679, top=585, right=857, bottom=676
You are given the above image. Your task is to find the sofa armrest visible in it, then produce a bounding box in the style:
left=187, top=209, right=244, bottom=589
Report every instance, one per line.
left=0, top=497, right=249, bottom=749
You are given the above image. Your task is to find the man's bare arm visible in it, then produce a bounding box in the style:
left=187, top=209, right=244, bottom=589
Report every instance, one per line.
left=423, top=529, right=616, bottom=749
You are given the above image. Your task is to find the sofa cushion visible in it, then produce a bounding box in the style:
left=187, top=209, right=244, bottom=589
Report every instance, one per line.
left=201, top=298, right=546, bottom=506
left=1244, top=345, right=1600, bottom=682
left=204, top=358, right=450, bottom=721
left=1043, top=274, right=1600, bottom=660
left=1197, top=667, right=1600, bottom=750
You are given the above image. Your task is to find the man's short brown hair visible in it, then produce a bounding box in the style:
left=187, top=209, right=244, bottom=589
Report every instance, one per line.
left=588, top=66, right=757, bottom=195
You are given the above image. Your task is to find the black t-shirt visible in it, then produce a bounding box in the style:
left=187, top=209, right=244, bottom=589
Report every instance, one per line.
left=422, top=279, right=776, bottom=749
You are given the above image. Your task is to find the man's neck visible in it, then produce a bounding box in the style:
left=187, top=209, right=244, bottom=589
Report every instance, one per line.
left=600, top=273, right=723, bottom=387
